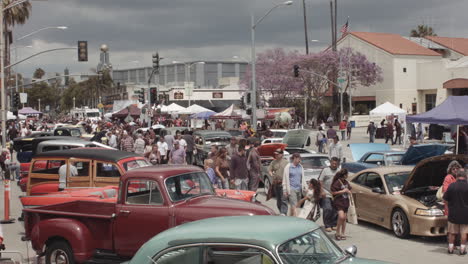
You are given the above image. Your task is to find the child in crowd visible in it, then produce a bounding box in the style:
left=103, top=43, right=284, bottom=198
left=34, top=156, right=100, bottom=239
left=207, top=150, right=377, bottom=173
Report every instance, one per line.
left=204, top=159, right=218, bottom=188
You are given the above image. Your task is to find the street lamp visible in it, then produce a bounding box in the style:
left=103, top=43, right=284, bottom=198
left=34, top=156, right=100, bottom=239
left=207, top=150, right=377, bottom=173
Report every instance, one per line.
left=186, top=61, right=204, bottom=107
left=251, top=0, right=293, bottom=131
left=16, top=26, right=67, bottom=41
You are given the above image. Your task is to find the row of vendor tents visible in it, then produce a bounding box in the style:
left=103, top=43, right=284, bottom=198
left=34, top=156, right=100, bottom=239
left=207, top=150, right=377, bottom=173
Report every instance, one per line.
left=109, top=103, right=247, bottom=120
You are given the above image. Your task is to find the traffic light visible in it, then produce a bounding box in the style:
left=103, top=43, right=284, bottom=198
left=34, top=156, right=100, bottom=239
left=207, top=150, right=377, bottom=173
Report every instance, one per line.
left=246, top=108, right=252, bottom=115
left=77, top=41, right=88, bottom=62
left=152, top=53, right=160, bottom=72
left=239, top=96, right=246, bottom=110
left=293, top=65, right=300, bottom=77
left=150, top=88, right=157, bottom=104
left=246, top=92, right=251, bottom=105
left=13, top=92, right=20, bottom=108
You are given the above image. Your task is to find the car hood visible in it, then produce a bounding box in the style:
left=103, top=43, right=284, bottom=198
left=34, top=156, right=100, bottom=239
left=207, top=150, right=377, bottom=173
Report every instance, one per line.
left=258, top=143, right=287, bottom=157
left=400, top=143, right=450, bottom=165
left=402, top=154, right=468, bottom=193
left=282, top=129, right=311, bottom=148
left=340, top=257, right=390, bottom=264
left=349, top=143, right=390, bottom=161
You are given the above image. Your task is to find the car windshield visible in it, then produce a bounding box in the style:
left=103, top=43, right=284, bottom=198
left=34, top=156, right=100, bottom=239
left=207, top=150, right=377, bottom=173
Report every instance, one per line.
left=123, top=159, right=150, bottom=171
left=228, top=130, right=242, bottom=136
left=278, top=228, right=345, bottom=264
left=272, top=131, right=287, bottom=138
left=384, top=172, right=411, bottom=193
left=86, top=112, right=100, bottom=117
left=204, top=135, right=231, bottom=143
left=385, top=154, right=404, bottom=165
left=302, top=157, right=330, bottom=169
left=165, top=172, right=215, bottom=202
left=286, top=148, right=310, bottom=154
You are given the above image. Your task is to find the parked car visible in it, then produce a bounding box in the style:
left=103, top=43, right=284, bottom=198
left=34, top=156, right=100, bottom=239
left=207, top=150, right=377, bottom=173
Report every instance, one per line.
left=343, top=143, right=450, bottom=173
left=348, top=154, right=468, bottom=238
left=193, top=130, right=231, bottom=166
left=127, top=215, right=389, bottom=264
left=270, top=129, right=288, bottom=138
left=23, top=166, right=275, bottom=263
left=282, top=129, right=317, bottom=154
left=226, top=129, right=243, bottom=139
left=16, top=136, right=106, bottom=191
left=24, top=148, right=149, bottom=195
left=261, top=138, right=283, bottom=144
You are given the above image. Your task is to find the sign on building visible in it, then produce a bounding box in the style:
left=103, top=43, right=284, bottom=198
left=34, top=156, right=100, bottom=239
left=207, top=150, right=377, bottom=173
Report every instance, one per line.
left=174, top=92, right=184, bottom=100
left=212, top=92, right=223, bottom=99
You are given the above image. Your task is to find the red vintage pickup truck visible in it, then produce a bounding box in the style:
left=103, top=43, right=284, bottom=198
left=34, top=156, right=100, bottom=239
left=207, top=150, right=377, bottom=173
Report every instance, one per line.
left=23, top=165, right=275, bottom=264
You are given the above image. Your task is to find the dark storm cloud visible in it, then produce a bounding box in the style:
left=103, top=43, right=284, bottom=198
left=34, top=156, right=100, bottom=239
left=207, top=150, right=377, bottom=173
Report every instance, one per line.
left=12, top=0, right=468, bottom=77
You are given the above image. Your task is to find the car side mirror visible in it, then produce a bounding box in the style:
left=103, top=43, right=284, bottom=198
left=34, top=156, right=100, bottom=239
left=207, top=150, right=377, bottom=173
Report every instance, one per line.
left=345, top=245, right=357, bottom=257
left=372, top=187, right=384, bottom=194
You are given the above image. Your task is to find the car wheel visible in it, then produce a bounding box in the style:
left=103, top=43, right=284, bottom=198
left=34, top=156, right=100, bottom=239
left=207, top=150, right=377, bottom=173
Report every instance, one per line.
left=45, top=240, right=75, bottom=264
left=391, top=208, right=410, bottom=238
left=264, top=177, right=271, bottom=195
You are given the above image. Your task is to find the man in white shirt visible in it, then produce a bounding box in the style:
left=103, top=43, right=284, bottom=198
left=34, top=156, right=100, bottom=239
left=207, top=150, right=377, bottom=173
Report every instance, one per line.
left=58, top=162, right=78, bottom=191
left=178, top=135, right=187, bottom=150
left=20, top=124, right=29, bottom=137
left=328, top=136, right=343, bottom=163
left=108, top=131, right=117, bottom=148
left=157, top=136, right=169, bottom=164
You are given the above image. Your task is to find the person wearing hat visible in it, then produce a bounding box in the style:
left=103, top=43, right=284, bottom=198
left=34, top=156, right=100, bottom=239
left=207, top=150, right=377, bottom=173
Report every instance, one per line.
left=226, top=136, right=239, bottom=159
left=268, top=148, right=289, bottom=215
left=169, top=140, right=186, bottom=165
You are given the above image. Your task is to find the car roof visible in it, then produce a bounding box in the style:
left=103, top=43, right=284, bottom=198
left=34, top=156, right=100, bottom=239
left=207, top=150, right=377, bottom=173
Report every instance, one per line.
left=122, top=165, right=204, bottom=181
left=350, top=166, right=413, bottom=177
left=299, top=153, right=329, bottom=158
left=37, top=139, right=92, bottom=146
left=194, top=130, right=231, bottom=136
left=132, top=216, right=318, bottom=260
left=34, top=148, right=142, bottom=162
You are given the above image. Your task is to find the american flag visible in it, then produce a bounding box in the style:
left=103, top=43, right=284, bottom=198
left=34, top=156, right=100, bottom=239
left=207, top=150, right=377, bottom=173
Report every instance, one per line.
left=340, top=19, right=349, bottom=36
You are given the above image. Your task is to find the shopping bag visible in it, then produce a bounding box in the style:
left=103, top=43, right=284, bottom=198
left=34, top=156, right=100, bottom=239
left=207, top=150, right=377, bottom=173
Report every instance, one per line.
left=347, top=196, right=358, bottom=225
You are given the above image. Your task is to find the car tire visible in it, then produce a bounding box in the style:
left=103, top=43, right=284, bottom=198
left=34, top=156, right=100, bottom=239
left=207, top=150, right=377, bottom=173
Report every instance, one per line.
left=264, top=177, right=271, bottom=195
left=45, top=240, right=75, bottom=264
left=391, top=208, right=410, bottom=238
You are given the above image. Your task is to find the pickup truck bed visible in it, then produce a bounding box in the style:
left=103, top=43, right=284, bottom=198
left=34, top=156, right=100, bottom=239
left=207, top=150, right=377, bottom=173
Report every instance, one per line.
left=25, top=200, right=115, bottom=218
left=24, top=201, right=116, bottom=260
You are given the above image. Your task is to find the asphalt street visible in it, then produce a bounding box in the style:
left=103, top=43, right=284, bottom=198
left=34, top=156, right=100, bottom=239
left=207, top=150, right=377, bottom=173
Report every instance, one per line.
left=0, top=127, right=464, bottom=263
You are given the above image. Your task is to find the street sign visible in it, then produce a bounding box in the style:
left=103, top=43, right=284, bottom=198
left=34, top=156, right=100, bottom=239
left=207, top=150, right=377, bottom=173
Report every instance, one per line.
left=338, top=78, right=346, bottom=83
left=19, top=93, right=27, bottom=103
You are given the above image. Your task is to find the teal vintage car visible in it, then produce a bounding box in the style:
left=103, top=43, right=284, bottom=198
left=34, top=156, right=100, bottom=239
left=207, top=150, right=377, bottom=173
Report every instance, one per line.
left=127, top=216, right=389, bottom=264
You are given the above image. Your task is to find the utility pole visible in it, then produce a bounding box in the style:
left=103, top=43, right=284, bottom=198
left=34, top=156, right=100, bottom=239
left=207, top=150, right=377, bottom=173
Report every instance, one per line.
left=302, top=0, right=309, bottom=54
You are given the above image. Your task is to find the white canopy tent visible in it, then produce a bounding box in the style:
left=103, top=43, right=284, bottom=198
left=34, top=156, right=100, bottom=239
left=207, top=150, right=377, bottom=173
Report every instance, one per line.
left=7, top=111, right=26, bottom=120
left=161, top=103, right=187, bottom=114
left=370, top=101, right=408, bottom=146
left=178, top=104, right=213, bottom=115
left=370, top=102, right=406, bottom=116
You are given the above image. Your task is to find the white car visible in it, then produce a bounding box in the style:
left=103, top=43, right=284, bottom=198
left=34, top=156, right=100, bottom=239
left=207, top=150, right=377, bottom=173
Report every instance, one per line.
left=261, top=138, right=283, bottom=144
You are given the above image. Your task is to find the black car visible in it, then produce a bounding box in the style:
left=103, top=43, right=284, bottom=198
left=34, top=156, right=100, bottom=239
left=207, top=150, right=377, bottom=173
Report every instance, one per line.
left=193, top=130, right=231, bottom=166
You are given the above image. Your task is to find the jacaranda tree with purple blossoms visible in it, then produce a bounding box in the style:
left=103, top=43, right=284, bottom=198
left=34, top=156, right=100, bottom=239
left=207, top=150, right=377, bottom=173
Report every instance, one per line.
left=241, top=47, right=383, bottom=122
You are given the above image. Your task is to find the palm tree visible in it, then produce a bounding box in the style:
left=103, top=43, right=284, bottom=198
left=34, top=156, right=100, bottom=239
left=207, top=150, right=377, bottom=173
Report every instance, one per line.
left=410, top=24, right=437, bottom=38
left=2, top=0, right=32, bottom=83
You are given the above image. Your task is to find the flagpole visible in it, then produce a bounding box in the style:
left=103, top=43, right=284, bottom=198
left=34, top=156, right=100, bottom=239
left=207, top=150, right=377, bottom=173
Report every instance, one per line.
left=347, top=17, right=352, bottom=118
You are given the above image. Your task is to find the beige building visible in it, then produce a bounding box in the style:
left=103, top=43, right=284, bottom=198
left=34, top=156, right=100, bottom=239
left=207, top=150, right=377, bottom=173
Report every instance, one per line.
left=337, top=32, right=468, bottom=114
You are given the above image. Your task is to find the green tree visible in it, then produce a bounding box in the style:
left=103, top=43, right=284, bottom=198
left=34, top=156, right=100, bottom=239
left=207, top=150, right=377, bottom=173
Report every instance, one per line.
left=3, top=0, right=32, bottom=79
left=410, top=24, right=437, bottom=37
left=33, top=68, right=45, bottom=79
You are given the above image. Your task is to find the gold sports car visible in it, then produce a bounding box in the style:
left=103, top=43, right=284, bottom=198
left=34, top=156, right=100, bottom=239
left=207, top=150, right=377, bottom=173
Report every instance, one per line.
left=348, top=154, right=467, bottom=238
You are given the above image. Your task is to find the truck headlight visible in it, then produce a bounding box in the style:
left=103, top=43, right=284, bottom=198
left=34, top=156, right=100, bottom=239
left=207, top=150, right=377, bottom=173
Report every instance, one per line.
left=414, top=208, right=444, bottom=217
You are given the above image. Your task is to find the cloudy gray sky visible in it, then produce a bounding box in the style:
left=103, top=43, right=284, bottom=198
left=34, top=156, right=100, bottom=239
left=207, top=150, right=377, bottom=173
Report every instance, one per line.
left=13, top=0, right=468, bottom=78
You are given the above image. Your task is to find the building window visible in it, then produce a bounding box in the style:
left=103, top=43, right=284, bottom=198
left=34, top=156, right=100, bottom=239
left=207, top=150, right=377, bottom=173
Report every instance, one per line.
left=403, top=67, right=407, bottom=73
left=425, top=94, right=436, bottom=111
